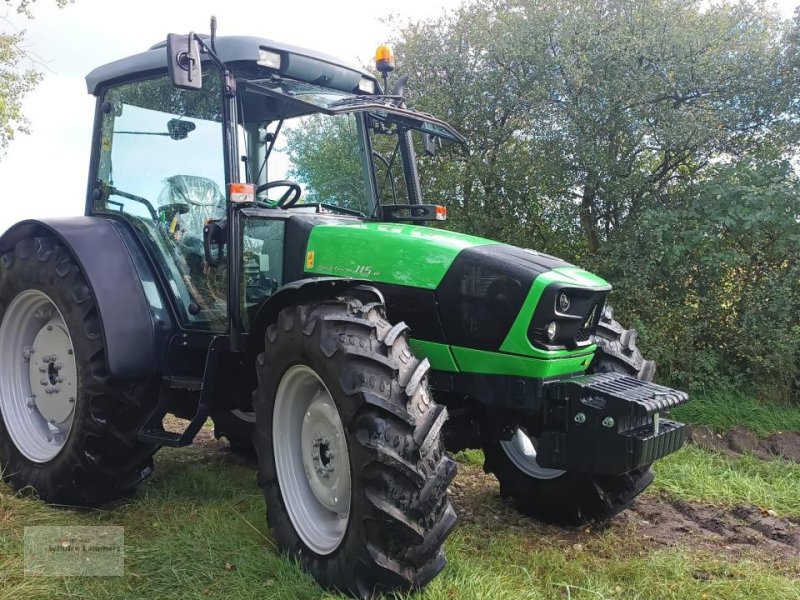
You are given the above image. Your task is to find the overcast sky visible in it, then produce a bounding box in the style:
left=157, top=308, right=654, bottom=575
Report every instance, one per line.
left=0, top=0, right=796, bottom=234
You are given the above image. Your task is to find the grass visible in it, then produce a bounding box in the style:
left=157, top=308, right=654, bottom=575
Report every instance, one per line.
left=1, top=435, right=799, bottom=600
left=652, top=445, right=800, bottom=515
left=671, top=388, right=800, bottom=437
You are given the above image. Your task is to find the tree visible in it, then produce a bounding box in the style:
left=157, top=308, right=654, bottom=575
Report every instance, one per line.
left=0, top=0, right=72, bottom=152
left=595, top=159, right=800, bottom=398
left=285, top=114, right=371, bottom=213
left=389, top=0, right=793, bottom=257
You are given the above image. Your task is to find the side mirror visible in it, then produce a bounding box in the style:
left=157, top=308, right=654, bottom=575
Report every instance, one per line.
left=167, top=33, right=202, bottom=90
left=423, top=133, right=442, bottom=156
left=167, top=119, right=196, bottom=140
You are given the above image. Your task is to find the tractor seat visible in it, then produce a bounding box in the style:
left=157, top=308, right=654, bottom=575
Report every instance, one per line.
left=157, top=174, right=226, bottom=238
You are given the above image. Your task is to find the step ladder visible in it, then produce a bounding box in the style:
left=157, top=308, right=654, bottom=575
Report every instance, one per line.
left=137, top=336, right=225, bottom=447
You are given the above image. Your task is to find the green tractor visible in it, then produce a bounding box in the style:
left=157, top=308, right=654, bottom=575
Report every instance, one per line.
left=0, top=24, right=688, bottom=597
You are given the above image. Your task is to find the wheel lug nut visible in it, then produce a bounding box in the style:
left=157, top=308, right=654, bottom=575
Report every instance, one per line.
left=39, top=366, right=47, bottom=373
left=40, top=379, right=48, bottom=386
left=46, top=325, right=53, bottom=331
left=602, top=417, right=615, bottom=428
left=574, top=412, right=587, bottom=424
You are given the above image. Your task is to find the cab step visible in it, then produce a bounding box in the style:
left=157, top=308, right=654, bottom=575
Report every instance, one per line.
left=137, top=336, right=225, bottom=447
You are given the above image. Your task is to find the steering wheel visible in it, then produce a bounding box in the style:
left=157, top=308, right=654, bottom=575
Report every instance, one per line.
left=255, top=180, right=302, bottom=209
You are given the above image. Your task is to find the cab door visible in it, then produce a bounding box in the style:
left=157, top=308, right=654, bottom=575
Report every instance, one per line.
left=91, top=72, right=229, bottom=331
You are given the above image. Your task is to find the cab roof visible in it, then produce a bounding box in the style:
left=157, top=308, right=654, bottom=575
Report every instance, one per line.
left=85, top=35, right=377, bottom=96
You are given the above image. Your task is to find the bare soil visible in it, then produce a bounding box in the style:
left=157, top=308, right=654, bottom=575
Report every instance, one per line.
left=448, top=461, right=800, bottom=564
left=688, top=426, right=800, bottom=463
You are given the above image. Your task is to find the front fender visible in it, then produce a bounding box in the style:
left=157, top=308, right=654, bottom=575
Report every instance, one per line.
left=246, top=277, right=383, bottom=354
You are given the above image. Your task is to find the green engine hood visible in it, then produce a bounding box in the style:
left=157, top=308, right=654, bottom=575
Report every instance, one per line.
left=304, top=221, right=495, bottom=288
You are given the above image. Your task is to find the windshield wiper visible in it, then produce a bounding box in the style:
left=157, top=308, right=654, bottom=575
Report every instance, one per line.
left=327, top=95, right=405, bottom=109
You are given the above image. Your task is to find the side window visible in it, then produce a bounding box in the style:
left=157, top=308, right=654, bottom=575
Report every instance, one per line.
left=94, top=73, right=228, bottom=331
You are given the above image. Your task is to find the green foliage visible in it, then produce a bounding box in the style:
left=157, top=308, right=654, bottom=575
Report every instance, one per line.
left=594, top=160, right=800, bottom=397
left=6, top=0, right=72, bottom=18
left=390, top=0, right=792, bottom=256
left=0, top=32, right=41, bottom=151
left=0, top=1, right=73, bottom=154
left=285, top=114, right=370, bottom=213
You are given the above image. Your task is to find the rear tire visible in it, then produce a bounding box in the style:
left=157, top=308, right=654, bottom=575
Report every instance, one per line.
left=483, top=311, right=656, bottom=525
left=254, top=295, right=457, bottom=597
left=0, top=236, right=157, bottom=506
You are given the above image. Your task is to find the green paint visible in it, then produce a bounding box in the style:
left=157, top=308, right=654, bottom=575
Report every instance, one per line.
left=409, top=338, right=459, bottom=372
left=408, top=338, right=594, bottom=378
left=452, top=346, right=595, bottom=378
left=552, top=266, right=612, bottom=288
left=306, top=222, right=494, bottom=289
left=500, top=268, right=611, bottom=358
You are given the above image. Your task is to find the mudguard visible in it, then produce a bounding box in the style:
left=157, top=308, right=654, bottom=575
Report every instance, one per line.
left=0, top=217, right=158, bottom=378
left=246, top=277, right=381, bottom=354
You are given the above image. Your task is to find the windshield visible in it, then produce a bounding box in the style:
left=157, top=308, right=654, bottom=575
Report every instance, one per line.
left=255, top=111, right=372, bottom=215
left=237, top=75, right=464, bottom=217
left=242, top=77, right=466, bottom=144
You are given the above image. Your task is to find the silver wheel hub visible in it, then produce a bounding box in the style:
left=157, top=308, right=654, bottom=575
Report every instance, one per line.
left=0, top=290, right=77, bottom=462
left=501, top=428, right=566, bottom=480
left=273, top=365, right=351, bottom=555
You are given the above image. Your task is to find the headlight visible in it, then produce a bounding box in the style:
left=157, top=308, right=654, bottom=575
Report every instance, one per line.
left=603, top=303, right=614, bottom=321
left=546, top=321, right=558, bottom=341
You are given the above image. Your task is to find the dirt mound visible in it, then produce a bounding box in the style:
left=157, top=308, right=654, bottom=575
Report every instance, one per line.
left=626, top=494, right=800, bottom=561
left=447, top=460, right=800, bottom=563
left=687, top=426, right=800, bottom=462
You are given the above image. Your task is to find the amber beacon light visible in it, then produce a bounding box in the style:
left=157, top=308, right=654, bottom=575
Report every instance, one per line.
left=375, top=44, right=395, bottom=91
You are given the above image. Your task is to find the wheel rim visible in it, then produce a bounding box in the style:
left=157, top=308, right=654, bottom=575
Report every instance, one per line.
left=0, top=290, right=78, bottom=463
left=273, top=364, right=351, bottom=555
left=500, top=428, right=566, bottom=480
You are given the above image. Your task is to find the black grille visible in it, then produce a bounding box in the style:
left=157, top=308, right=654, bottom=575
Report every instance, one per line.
left=574, top=327, right=592, bottom=343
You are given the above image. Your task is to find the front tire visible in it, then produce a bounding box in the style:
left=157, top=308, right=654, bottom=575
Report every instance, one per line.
left=254, top=295, right=457, bottom=597
left=483, top=311, right=656, bottom=525
left=0, top=236, right=157, bottom=506
left=211, top=408, right=256, bottom=457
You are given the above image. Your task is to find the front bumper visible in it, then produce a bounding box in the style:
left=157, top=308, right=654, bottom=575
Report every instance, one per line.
left=535, top=373, right=689, bottom=475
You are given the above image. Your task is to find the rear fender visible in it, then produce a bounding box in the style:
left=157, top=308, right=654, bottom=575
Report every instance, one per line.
left=0, top=218, right=167, bottom=378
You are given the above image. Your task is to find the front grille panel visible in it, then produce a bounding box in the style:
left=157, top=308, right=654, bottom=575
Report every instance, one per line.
left=528, top=285, right=607, bottom=350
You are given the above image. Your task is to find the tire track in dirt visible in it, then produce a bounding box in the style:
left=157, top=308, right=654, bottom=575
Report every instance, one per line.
left=688, top=426, right=800, bottom=462
left=626, top=493, right=800, bottom=560
left=447, top=461, right=800, bottom=563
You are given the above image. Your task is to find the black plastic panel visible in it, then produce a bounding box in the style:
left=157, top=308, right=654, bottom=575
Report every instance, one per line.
left=528, top=284, right=608, bottom=351
left=436, top=245, right=569, bottom=350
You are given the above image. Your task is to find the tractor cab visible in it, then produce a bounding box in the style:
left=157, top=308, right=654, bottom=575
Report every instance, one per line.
left=86, top=35, right=461, bottom=344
